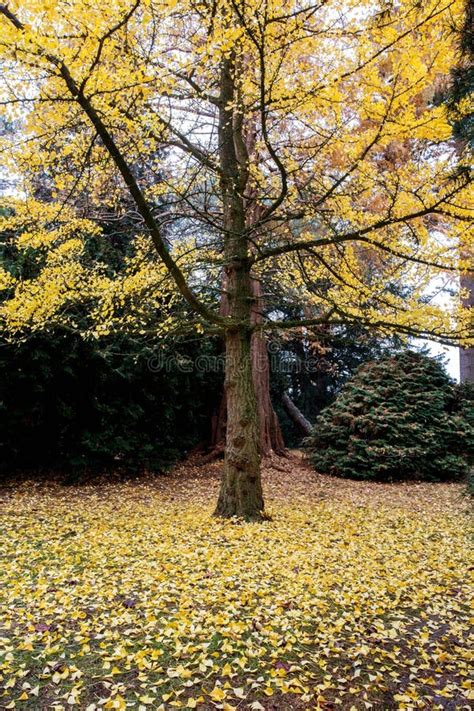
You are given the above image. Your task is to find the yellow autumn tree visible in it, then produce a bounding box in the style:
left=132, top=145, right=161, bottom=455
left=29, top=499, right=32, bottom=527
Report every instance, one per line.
left=0, top=198, right=203, bottom=339
left=0, top=0, right=472, bottom=519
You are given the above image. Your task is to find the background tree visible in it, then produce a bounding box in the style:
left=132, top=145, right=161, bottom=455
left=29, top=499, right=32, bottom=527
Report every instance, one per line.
left=0, top=0, right=472, bottom=519
left=447, top=0, right=473, bottom=382
left=270, top=321, right=403, bottom=444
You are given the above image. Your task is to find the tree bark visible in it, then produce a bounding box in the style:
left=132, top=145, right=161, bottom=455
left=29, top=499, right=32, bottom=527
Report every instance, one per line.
left=210, top=71, right=284, bottom=458
left=460, top=269, right=474, bottom=383
left=214, top=328, right=264, bottom=518
left=250, top=277, right=285, bottom=454
left=282, top=391, right=313, bottom=436
left=214, top=53, right=265, bottom=519
left=210, top=276, right=285, bottom=456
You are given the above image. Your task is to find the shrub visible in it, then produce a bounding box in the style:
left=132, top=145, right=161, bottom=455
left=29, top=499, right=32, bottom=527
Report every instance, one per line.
left=305, top=351, right=473, bottom=482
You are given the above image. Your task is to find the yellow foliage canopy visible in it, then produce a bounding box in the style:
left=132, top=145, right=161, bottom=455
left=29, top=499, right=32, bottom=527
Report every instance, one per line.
left=0, top=0, right=472, bottom=343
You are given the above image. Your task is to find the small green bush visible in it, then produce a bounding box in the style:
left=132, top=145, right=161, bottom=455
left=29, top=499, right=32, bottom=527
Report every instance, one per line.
left=305, top=351, right=474, bottom=482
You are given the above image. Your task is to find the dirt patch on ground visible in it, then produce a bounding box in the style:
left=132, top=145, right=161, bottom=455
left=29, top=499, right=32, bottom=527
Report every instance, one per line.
left=155, top=450, right=469, bottom=517
left=0, top=450, right=468, bottom=518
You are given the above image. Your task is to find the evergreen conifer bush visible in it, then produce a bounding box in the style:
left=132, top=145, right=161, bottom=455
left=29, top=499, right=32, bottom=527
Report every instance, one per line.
left=306, top=351, right=473, bottom=482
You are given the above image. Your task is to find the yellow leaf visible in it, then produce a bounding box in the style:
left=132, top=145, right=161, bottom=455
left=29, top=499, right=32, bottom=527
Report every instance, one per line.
left=209, top=687, right=226, bottom=702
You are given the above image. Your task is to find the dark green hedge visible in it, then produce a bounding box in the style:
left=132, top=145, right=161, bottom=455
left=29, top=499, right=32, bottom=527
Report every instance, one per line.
left=0, top=330, right=221, bottom=478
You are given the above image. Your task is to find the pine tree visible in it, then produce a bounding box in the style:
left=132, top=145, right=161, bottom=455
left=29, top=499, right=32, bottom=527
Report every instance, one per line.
left=306, top=351, right=473, bottom=482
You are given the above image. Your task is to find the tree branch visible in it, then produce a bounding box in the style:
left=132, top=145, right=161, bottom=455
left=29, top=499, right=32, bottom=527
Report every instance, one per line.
left=0, top=4, right=229, bottom=329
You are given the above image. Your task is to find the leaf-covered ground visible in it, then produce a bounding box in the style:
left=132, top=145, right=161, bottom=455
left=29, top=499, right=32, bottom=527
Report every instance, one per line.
left=0, top=454, right=472, bottom=710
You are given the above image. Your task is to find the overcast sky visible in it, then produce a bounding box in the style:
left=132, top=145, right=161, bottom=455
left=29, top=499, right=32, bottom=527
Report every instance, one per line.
left=419, top=341, right=460, bottom=381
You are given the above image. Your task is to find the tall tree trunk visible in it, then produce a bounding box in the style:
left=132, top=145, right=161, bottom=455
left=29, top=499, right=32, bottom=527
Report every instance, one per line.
left=215, top=267, right=264, bottom=518
left=460, top=269, right=474, bottom=383
left=215, top=328, right=263, bottom=518
left=214, top=53, right=264, bottom=519
left=210, top=276, right=285, bottom=456
left=455, top=2, right=473, bottom=385
left=210, top=84, right=284, bottom=458
left=250, top=277, right=285, bottom=454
